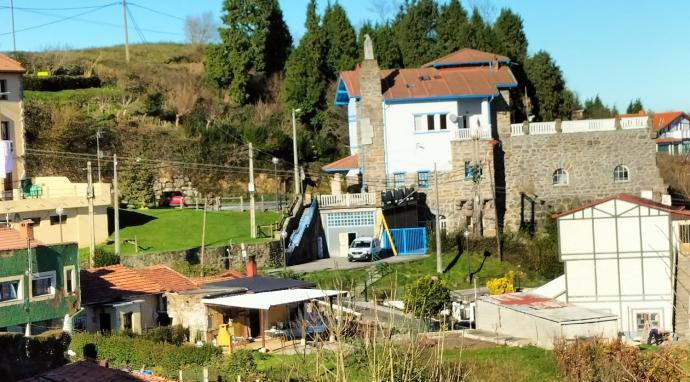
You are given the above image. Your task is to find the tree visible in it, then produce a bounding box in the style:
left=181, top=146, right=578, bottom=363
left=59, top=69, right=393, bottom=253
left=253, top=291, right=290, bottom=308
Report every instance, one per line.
left=626, top=98, right=644, bottom=114
left=402, top=275, right=451, bottom=318
left=393, top=0, right=438, bottom=67
left=205, top=0, right=291, bottom=104
left=524, top=51, right=569, bottom=121
left=282, top=0, right=328, bottom=119
left=493, top=8, right=527, bottom=63
left=169, top=72, right=202, bottom=127
left=322, top=2, right=358, bottom=77
left=583, top=95, right=616, bottom=119
left=435, top=0, right=469, bottom=55
left=184, top=12, right=218, bottom=44
left=119, top=159, right=155, bottom=208
left=466, top=8, right=496, bottom=52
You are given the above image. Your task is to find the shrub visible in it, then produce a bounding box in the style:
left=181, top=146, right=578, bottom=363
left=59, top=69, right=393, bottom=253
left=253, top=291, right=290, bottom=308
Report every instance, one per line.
left=23, top=75, right=101, bottom=91
left=402, top=275, right=451, bottom=318
left=143, top=325, right=188, bottom=345
left=486, top=271, right=524, bottom=295
left=214, top=349, right=258, bottom=379
left=94, top=247, right=120, bottom=267
left=0, top=331, right=70, bottom=381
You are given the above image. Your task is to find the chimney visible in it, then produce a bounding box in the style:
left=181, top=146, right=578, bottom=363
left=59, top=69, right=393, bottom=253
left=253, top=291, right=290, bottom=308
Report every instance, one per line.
left=246, top=255, right=257, bottom=277
left=18, top=220, right=34, bottom=242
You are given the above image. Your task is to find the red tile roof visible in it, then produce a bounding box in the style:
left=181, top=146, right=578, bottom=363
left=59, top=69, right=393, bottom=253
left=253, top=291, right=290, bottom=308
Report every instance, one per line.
left=554, top=193, right=690, bottom=220
left=322, top=154, right=359, bottom=172
left=19, top=360, right=173, bottom=382
left=191, top=269, right=245, bottom=285
left=80, top=265, right=162, bottom=305
left=133, top=265, right=199, bottom=292
left=423, top=48, right=510, bottom=67
left=0, top=227, right=40, bottom=251
left=620, top=111, right=687, bottom=132
left=340, top=65, right=516, bottom=102
left=0, top=54, right=25, bottom=73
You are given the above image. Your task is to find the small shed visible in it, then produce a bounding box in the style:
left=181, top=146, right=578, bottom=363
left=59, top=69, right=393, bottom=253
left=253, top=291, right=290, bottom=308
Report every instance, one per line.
left=476, top=292, right=618, bottom=349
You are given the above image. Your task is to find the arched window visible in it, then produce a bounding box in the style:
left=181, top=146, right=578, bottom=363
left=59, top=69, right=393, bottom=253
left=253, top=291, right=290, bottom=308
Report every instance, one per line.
left=552, top=168, right=568, bottom=185
left=614, top=165, right=629, bottom=182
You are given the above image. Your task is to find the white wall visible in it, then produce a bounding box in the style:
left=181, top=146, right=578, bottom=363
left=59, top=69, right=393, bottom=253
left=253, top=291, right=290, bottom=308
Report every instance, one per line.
left=348, top=98, right=358, bottom=154
left=559, top=199, right=674, bottom=337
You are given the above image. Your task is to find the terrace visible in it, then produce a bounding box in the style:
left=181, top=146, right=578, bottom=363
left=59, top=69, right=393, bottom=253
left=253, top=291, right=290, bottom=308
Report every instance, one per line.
left=510, top=116, right=648, bottom=136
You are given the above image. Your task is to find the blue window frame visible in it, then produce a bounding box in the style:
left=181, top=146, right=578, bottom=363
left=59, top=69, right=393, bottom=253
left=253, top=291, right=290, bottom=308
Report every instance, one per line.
left=394, top=173, right=405, bottom=189
left=417, top=171, right=429, bottom=188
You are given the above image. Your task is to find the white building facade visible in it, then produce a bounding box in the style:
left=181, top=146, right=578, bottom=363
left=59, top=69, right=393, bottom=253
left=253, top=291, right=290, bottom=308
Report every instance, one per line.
left=556, top=194, right=690, bottom=339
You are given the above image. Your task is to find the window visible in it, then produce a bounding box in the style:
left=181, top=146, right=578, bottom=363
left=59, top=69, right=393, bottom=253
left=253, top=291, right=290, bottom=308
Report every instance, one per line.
left=417, top=171, right=430, bottom=189
left=552, top=168, right=569, bottom=186
left=414, top=115, right=425, bottom=132
left=326, top=211, right=376, bottom=227
left=0, top=121, right=9, bottom=140
left=0, top=80, right=6, bottom=100
left=394, top=173, right=405, bottom=189
left=64, top=266, right=76, bottom=295
left=613, top=165, right=629, bottom=182
left=680, top=224, right=690, bottom=244
left=439, top=114, right=447, bottom=130
left=0, top=278, right=21, bottom=303
left=50, top=215, right=66, bottom=225
left=31, top=272, right=55, bottom=298
left=636, top=312, right=660, bottom=331
left=427, top=115, right=435, bottom=131
left=464, top=161, right=482, bottom=181
left=28, top=217, right=40, bottom=226
left=122, top=312, right=133, bottom=331
left=464, top=161, right=473, bottom=179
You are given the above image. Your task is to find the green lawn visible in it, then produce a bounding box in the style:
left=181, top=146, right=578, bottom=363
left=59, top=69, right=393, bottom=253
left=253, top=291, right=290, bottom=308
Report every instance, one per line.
left=25, top=87, right=123, bottom=102
left=97, top=208, right=281, bottom=256
left=303, top=250, right=545, bottom=296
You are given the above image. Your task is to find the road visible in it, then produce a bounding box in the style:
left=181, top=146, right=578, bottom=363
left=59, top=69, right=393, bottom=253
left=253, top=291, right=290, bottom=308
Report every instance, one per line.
left=272, top=255, right=426, bottom=273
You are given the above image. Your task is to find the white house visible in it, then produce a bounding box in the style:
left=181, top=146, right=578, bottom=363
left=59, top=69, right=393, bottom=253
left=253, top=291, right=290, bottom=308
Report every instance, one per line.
left=640, top=111, right=690, bottom=155
left=555, top=193, right=690, bottom=340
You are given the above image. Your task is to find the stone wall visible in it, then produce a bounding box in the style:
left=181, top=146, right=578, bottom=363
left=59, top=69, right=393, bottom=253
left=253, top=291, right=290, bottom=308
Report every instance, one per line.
left=502, top=128, right=667, bottom=231
left=120, top=240, right=283, bottom=272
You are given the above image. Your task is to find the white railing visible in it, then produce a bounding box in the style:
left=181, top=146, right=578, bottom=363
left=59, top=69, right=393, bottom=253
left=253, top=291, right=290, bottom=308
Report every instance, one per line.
left=454, top=128, right=491, bottom=140
left=318, top=192, right=378, bottom=208
left=561, top=118, right=615, bottom=133
left=510, top=123, right=524, bottom=136
left=528, top=121, right=557, bottom=135
left=620, top=116, right=648, bottom=129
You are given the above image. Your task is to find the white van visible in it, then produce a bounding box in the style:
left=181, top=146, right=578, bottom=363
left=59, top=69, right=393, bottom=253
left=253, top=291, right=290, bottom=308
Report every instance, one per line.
left=347, top=237, right=382, bottom=262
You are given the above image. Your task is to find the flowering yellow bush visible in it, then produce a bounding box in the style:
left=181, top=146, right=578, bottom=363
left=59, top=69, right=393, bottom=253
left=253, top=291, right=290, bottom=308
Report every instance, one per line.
left=486, top=276, right=514, bottom=295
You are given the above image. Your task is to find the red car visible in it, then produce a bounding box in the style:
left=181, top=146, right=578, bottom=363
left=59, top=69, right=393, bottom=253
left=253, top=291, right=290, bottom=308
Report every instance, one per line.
left=159, top=191, right=186, bottom=207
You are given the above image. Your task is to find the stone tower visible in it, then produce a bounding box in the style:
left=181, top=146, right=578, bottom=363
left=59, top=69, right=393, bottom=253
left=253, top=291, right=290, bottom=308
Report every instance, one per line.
left=357, top=35, right=386, bottom=192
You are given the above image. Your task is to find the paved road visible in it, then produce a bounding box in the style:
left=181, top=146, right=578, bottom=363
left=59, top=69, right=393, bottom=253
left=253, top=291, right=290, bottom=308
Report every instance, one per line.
left=271, top=255, right=426, bottom=273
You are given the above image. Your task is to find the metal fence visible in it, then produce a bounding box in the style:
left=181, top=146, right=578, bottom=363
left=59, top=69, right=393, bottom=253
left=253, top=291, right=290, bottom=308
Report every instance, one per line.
left=382, top=227, right=427, bottom=255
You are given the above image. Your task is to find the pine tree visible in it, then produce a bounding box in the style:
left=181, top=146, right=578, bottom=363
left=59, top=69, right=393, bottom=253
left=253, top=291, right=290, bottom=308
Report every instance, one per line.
left=282, top=0, right=328, bottom=118
left=435, top=0, right=469, bottom=55
left=466, top=8, right=496, bottom=52
left=524, top=51, right=569, bottom=121
left=322, top=2, right=358, bottom=77
left=626, top=98, right=644, bottom=114
left=264, top=0, right=293, bottom=74
left=493, top=8, right=527, bottom=63
left=393, top=0, right=439, bottom=67
left=583, top=95, right=616, bottom=119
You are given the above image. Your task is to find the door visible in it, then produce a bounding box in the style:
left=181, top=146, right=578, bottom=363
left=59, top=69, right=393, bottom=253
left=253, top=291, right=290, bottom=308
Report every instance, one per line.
left=99, top=313, right=111, bottom=333
left=338, top=232, right=349, bottom=257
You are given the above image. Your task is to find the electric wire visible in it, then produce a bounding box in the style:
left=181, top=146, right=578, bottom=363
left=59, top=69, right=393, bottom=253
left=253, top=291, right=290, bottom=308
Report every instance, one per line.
left=0, top=3, right=118, bottom=36
left=127, top=1, right=185, bottom=22
left=125, top=4, right=147, bottom=44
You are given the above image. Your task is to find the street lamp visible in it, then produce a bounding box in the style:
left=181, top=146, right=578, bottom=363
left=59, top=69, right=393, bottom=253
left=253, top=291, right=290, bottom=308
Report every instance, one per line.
left=291, top=108, right=302, bottom=195
left=464, top=229, right=470, bottom=283
left=280, top=230, right=288, bottom=270
left=56, top=207, right=64, bottom=243
left=272, top=157, right=280, bottom=210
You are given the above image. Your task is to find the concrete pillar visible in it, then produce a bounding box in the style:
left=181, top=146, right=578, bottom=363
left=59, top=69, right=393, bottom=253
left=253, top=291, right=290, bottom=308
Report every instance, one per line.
left=330, top=173, right=343, bottom=195
left=555, top=119, right=562, bottom=133
left=522, top=121, right=530, bottom=135
left=481, top=99, right=490, bottom=129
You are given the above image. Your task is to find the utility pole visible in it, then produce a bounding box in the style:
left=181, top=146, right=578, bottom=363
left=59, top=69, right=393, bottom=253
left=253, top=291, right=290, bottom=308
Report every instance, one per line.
left=471, top=121, right=482, bottom=238
left=291, top=108, right=301, bottom=195
left=435, top=162, right=442, bottom=274
left=10, top=0, right=16, bottom=52
left=487, top=142, right=503, bottom=261
left=272, top=157, right=279, bottom=210
left=200, top=196, right=207, bottom=277
left=113, top=154, right=120, bottom=257
left=87, top=161, right=96, bottom=268
left=122, top=0, right=130, bottom=64
left=249, top=143, right=257, bottom=239
left=96, top=127, right=102, bottom=183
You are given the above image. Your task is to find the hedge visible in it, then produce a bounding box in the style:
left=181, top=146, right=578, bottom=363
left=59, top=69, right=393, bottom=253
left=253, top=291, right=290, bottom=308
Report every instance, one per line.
left=0, top=330, right=70, bottom=381
left=23, top=75, right=101, bottom=91
left=70, top=332, right=221, bottom=379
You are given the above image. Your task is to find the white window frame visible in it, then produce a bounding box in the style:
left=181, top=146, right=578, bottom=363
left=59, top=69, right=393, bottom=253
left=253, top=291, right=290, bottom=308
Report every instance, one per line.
left=679, top=223, right=690, bottom=245
left=633, top=310, right=662, bottom=333
left=393, top=172, right=405, bottom=189
left=417, top=171, right=430, bottom=189
left=613, top=165, right=629, bottom=183
left=63, top=265, right=76, bottom=296
left=30, top=270, right=56, bottom=301
left=414, top=115, right=426, bottom=132
left=552, top=168, right=569, bottom=186
left=0, top=275, right=23, bottom=306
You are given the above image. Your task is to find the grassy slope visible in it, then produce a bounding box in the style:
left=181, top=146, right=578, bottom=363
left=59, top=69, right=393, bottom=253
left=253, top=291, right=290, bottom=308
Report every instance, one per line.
left=95, top=208, right=281, bottom=256
left=303, top=250, right=545, bottom=295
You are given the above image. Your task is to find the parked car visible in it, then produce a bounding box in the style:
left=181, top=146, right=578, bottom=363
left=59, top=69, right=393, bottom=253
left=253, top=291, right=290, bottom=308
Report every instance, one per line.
left=159, top=191, right=186, bottom=207
left=347, top=237, right=382, bottom=262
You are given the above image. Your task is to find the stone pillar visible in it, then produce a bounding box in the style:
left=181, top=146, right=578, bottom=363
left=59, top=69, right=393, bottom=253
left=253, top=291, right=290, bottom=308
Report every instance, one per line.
left=522, top=121, right=529, bottom=135
left=495, top=90, right=511, bottom=140
left=614, top=115, right=622, bottom=130
left=330, top=173, right=343, bottom=195
left=357, top=35, right=386, bottom=193
left=555, top=119, right=562, bottom=133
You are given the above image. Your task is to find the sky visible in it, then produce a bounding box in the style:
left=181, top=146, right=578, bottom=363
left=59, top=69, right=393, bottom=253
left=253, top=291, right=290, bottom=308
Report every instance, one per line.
left=0, top=0, right=688, bottom=112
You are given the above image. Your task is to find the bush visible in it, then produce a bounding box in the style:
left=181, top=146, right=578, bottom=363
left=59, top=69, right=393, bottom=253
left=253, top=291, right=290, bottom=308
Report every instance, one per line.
left=0, top=331, right=71, bottom=381
left=143, top=325, right=188, bottom=345
left=23, top=75, right=101, bottom=91
left=553, top=338, right=687, bottom=382
left=94, top=247, right=120, bottom=267
left=70, top=332, right=221, bottom=379
left=214, top=349, right=258, bottom=379
left=402, top=275, right=451, bottom=318
left=486, top=271, right=524, bottom=295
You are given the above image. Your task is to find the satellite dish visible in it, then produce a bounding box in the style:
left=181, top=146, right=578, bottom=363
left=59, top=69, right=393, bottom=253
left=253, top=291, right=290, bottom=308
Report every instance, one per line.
left=449, top=113, right=458, bottom=123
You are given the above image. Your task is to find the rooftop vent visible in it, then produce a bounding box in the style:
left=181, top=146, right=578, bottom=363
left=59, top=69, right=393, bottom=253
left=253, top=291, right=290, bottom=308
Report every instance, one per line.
left=418, top=75, right=431, bottom=81
left=406, top=83, right=416, bottom=88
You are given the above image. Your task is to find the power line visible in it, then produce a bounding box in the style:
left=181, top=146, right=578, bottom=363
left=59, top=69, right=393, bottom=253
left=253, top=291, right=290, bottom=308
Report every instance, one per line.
left=127, top=1, right=185, bottom=22
left=0, top=3, right=115, bottom=11
left=125, top=4, right=147, bottom=44
left=0, top=2, right=118, bottom=36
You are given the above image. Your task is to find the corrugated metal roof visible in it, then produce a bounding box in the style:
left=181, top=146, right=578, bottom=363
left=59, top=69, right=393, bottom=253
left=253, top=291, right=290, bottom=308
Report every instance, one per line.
left=201, top=275, right=314, bottom=293
left=481, top=292, right=618, bottom=324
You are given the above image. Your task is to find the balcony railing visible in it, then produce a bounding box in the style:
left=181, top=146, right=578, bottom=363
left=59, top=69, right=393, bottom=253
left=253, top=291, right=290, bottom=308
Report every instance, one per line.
left=318, top=193, right=378, bottom=208
left=511, top=116, right=649, bottom=136
left=454, top=128, right=491, bottom=141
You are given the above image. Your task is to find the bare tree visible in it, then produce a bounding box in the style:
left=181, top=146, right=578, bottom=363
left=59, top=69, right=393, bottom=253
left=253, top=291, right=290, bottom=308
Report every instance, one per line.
left=184, top=12, right=218, bottom=45
left=466, top=0, right=498, bottom=23
left=169, top=72, right=201, bottom=127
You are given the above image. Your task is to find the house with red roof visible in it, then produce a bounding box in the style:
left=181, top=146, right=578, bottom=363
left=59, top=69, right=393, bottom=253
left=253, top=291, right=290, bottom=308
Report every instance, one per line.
left=651, top=111, right=689, bottom=154
left=554, top=193, right=690, bottom=341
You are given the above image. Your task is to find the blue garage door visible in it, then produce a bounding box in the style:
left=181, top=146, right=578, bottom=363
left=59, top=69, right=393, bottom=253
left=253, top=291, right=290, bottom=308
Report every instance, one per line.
left=382, top=227, right=427, bottom=255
